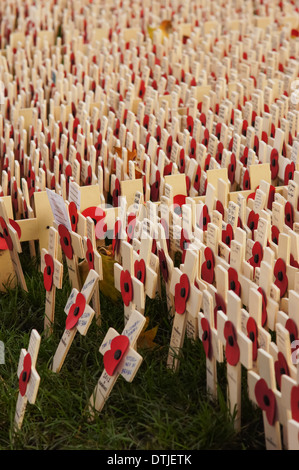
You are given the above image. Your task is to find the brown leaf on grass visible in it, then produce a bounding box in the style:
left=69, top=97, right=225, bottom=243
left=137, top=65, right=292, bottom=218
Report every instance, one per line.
left=137, top=317, right=160, bottom=350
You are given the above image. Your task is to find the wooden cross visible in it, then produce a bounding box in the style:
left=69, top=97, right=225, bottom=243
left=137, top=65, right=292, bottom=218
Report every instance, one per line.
left=51, top=269, right=100, bottom=373
left=56, top=221, right=84, bottom=291
left=41, top=226, right=63, bottom=337
left=83, top=216, right=103, bottom=325
left=157, top=222, right=175, bottom=319
left=88, top=309, right=146, bottom=418
left=132, top=231, right=159, bottom=302
left=281, top=364, right=299, bottom=450
left=167, top=248, right=202, bottom=372
left=248, top=348, right=283, bottom=450
left=217, top=290, right=252, bottom=431
left=114, top=240, right=145, bottom=324
left=15, top=329, right=41, bottom=431
left=198, top=289, right=223, bottom=400
left=0, top=199, right=27, bottom=292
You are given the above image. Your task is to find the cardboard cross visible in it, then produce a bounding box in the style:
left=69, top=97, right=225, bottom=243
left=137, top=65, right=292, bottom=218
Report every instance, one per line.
left=15, top=329, right=41, bottom=431
left=167, top=248, right=202, bottom=372
left=114, top=240, right=145, bottom=324
left=41, top=226, right=63, bottom=337
left=198, top=289, right=223, bottom=399
left=0, top=199, right=27, bottom=292
left=51, top=269, right=100, bottom=373
left=248, top=349, right=283, bottom=450
left=88, top=309, right=146, bottom=418
left=217, top=290, right=253, bottom=431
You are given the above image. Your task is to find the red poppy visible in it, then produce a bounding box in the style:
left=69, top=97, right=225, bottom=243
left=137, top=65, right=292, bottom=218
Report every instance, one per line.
left=166, top=136, right=172, bottom=159
left=12, top=180, right=19, bottom=214
left=222, top=224, right=234, bottom=247
left=82, top=207, right=107, bottom=240
left=113, top=178, right=121, bottom=207
left=0, top=217, right=13, bottom=251
left=286, top=318, right=298, bottom=347
left=215, top=122, right=221, bottom=140
left=43, top=253, right=54, bottom=291
left=215, top=142, right=224, bottom=165
left=201, top=317, right=212, bottom=359
left=193, top=165, right=201, bottom=192
left=86, top=238, right=94, bottom=270
left=274, top=351, right=289, bottom=390
left=85, top=165, right=92, bottom=186
left=134, top=259, right=146, bottom=285
left=284, top=162, right=295, bottom=185
left=199, top=113, right=206, bottom=126
left=247, top=210, right=259, bottom=237
left=19, top=353, right=32, bottom=397
left=228, top=268, right=241, bottom=297
left=103, top=334, right=130, bottom=376
left=202, top=128, right=209, bottom=147
left=114, top=118, right=120, bottom=138
left=247, top=317, right=258, bottom=361
left=179, top=148, right=185, bottom=174
left=271, top=226, right=280, bottom=245
left=224, top=320, right=240, bottom=366
left=267, top=185, right=275, bottom=210
left=201, top=247, right=215, bottom=284
left=216, top=200, right=224, bottom=218
left=189, top=138, right=196, bottom=158
left=290, top=254, right=299, bottom=269
left=270, top=149, right=279, bottom=179
left=240, top=147, right=249, bottom=167
left=138, top=80, right=146, bottom=99
left=163, top=162, right=173, bottom=176
left=143, top=114, right=149, bottom=130
left=242, top=120, right=248, bottom=137
left=199, top=205, right=210, bottom=232
left=112, top=219, right=122, bottom=256
left=58, top=224, right=73, bottom=260
left=249, top=242, right=263, bottom=269
left=159, top=249, right=169, bottom=283
left=126, top=213, right=136, bottom=244
left=285, top=202, right=294, bottom=229
left=186, top=115, right=194, bottom=135
left=253, top=135, right=259, bottom=154
left=66, top=292, right=86, bottom=330
left=242, top=169, right=250, bottom=190
left=254, top=378, right=276, bottom=425
left=291, top=385, right=299, bottom=423
left=228, top=153, right=236, bottom=184
left=68, top=202, right=78, bottom=232
left=174, top=273, right=190, bottom=315
left=214, top=293, right=226, bottom=329
left=150, top=170, right=161, bottom=202
left=274, top=258, right=288, bottom=297
left=120, top=269, right=133, bottom=306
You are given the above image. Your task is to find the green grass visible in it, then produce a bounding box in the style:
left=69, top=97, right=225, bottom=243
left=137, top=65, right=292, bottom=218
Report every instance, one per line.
left=0, top=248, right=265, bottom=450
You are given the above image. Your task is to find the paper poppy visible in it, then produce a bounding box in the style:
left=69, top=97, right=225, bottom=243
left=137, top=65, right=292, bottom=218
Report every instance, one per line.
left=103, top=334, right=130, bottom=376
left=249, top=242, right=263, bottom=269
left=214, top=293, right=226, bottom=329
left=66, top=292, right=86, bottom=330
left=290, top=254, right=299, bottom=269
left=199, top=205, right=210, bottom=232
left=201, top=317, right=212, bottom=359
left=228, top=268, right=241, bottom=297
left=179, top=148, right=185, bottom=173
left=113, top=178, right=121, bottom=207
left=12, top=180, right=19, bottom=214
left=68, top=202, right=78, bottom=232
left=284, top=162, right=295, bottom=185
left=270, top=149, right=279, bottom=179
left=126, top=213, right=136, bottom=244
left=242, top=169, right=250, bottom=190
left=254, top=378, right=276, bottom=425
left=215, top=142, right=224, bottom=165
left=112, top=220, right=122, bottom=256
left=253, top=135, right=259, bottom=154
left=0, top=217, right=13, bottom=251
left=186, top=115, right=193, bottom=135
left=199, top=113, right=206, bottom=126
left=19, top=353, right=32, bottom=397
left=215, top=122, right=221, bottom=140
left=291, top=385, right=299, bottom=423
left=43, top=254, right=54, bottom=292
left=274, top=351, right=289, bottom=390
left=247, top=210, right=259, bottom=237
left=174, top=273, right=190, bottom=315
left=240, top=147, right=249, bottom=167
left=285, top=202, right=294, bottom=229
left=150, top=170, right=160, bottom=202
left=224, top=320, right=240, bottom=366
left=158, top=249, right=169, bottom=283
left=201, top=247, right=215, bottom=285
left=286, top=318, right=298, bottom=348
left=267, top=185, right=275, bottom=210
left=166, top=136, right=172, bottom=159
left=134, top=259, right=146, bottom=285
left=216, top=200, right=224, bottom=218
left=85, top=165, right=92, bottom=186
left=58, top=224, right=73, bottom=260
left=120, top=269, right=133, bottom=306
left=138, top=79, right=146, bottom=99
left=193, top=165, right=201, bottom=193
left=271, top=226, right=280, bottom=245
left=82, top=207, right=107, bottom=240
left=228, top=153, right=236, bottom=184
left=222, top=224, right=234, bottom=247
left=163, top=162, right=173, bottom=177
left=85, top=238, right=94, bottom=270
left=189, top=138, right=196, bottom=159
left=247, top=317, right=258, bottom=361
left=202, top=128, right=209, bottom=147
left=274, top=258, right=288, bottom=297
left=242, top=120, right=248, bottom=137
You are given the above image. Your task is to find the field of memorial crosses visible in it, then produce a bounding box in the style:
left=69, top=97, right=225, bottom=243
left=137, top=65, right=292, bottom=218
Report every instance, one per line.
left=0, top=0, right=299, bottom=450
